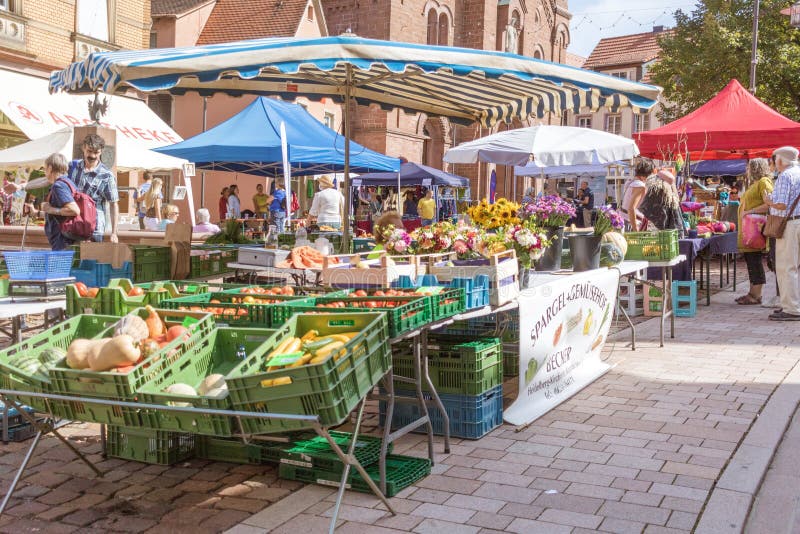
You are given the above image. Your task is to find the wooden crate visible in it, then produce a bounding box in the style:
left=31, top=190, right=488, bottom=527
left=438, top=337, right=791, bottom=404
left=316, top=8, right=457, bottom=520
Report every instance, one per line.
left=322, top=252, right=425, bottom=288
left=423, top=249, right=519, bottom=307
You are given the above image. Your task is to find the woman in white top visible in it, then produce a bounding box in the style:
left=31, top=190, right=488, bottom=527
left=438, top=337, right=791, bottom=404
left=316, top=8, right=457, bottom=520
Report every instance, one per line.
left=227, top=184, right=241, bottom=218
left=142, top=178, right=164, bottom=231
left=309, top=175, right=344, bottom=229
left=622, top=159, right=653, bottom=231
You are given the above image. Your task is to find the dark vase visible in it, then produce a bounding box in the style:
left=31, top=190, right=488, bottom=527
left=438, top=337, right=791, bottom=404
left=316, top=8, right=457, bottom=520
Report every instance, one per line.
left=568, top=234, right=602, bottom=272
left=535, top=226, right=565, bottom=272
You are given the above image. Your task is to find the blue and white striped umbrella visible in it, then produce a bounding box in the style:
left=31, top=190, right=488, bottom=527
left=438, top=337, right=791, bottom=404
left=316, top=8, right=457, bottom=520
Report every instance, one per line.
left=49, top=35, right=660, bottom=128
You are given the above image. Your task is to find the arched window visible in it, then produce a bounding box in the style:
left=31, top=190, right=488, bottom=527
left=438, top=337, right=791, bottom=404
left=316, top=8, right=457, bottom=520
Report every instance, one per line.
left=533, top=48, right=542, bottom=60
left=427, top=10, right=438, bottom=45
left=438, top=13, right=449, bottom=45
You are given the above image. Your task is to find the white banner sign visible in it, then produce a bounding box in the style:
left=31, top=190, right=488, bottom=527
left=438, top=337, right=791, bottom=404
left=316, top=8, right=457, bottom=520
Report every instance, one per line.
left=504, top=269, right=619, bottom=426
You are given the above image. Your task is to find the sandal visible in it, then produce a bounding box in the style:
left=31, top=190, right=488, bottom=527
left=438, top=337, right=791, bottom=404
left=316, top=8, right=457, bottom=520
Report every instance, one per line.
left=736, top=294, right=762, bottom=305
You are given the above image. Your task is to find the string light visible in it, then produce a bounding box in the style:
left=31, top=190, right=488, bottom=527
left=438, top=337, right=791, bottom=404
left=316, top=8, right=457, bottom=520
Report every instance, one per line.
left=570, top=4, right=691, bottom=36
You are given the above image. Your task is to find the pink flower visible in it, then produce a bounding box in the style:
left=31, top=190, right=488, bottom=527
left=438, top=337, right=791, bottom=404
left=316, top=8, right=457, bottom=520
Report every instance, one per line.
left=453, top=239, right=469, bottom=255
left=393, top=239, right=408, bottom=253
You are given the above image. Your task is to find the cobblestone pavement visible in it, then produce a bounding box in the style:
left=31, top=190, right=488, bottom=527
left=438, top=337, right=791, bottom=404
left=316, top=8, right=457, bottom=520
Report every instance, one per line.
left=2, top=262, right=797, bottom=533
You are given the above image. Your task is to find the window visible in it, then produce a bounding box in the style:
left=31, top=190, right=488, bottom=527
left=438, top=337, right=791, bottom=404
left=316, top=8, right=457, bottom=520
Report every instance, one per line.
left=426, top=10, right=437, bottom=45
left=324, top=112, right=335, bottom=129
left=77, top=0, right=110, bottom=42
left=437, top=13, right=448, bottom=46
left=576, top=115, right=592, bottom=129
left=633, top=113, right=650, bottom=133
left=307, top=5, right=314, bottom=21
left=609, top=71, right=628, bottom=79
left=147, top=94, right=173, bottom=127
left=560, top=113, right=569, bottom=126
left=149, top=31, right=157, bottom=49
left=605, top=114, right=622, bottom=135
left=0, top=0, right=7, bottom=11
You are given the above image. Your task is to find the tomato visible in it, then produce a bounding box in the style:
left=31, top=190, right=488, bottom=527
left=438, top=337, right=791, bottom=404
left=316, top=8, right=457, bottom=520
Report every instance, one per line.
left=353, top=289, right=367, bottom=297
left=237, top=308, right=248, bottom=316
left=282, top=286, right=295, bottom=295
left=374, top=290, right=385, bottom=297
left=243, top=296, right=255, bottom=304
left=74, top=282, right=89, bottom=297
left=128, top=287, right=145, bottom=297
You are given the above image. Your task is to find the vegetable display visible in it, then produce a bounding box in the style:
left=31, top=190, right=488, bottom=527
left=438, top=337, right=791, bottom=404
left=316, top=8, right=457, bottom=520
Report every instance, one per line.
left=259, top=329, right=359, bottom=383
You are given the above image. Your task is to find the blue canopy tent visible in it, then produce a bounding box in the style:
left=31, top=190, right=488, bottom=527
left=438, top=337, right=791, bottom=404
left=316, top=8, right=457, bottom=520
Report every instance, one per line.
left=689, top=159, right=747, bottom=177
left=154, top=97, right=400, bottom=176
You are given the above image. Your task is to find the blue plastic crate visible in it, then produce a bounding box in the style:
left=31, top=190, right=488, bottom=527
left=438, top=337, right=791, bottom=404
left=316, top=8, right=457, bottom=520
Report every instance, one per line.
left=671, top=280, right=697, bottom=318
left=3, top=251, right=74, bottom=280
left=393, top=273, right=489, bottom=310
left=71, top=260, right=134, bottom=288
left=0, top=402, right=35, bottom=428
left=379, top=385, right=503, bottom=440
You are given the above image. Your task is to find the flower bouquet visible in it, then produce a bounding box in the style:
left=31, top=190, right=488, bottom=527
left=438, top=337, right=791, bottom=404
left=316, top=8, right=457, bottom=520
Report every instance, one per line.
left=594, top=205, right=625, bottom=236
left=506, top=219, right=552, bottom=269
left=382, top=225, right=414, bottom=255
left=467, top=198, right=520, bottom=230
left=521, top=195, right=576, bottom=228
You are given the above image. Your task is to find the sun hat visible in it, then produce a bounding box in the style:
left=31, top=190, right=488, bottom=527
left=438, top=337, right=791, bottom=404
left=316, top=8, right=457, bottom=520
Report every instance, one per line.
left=773, top=146, right=799, bottom=163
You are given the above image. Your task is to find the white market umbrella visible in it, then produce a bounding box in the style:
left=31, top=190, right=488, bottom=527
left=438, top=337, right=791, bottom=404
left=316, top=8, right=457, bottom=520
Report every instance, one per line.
left=444, top=125, right=640, bottom=167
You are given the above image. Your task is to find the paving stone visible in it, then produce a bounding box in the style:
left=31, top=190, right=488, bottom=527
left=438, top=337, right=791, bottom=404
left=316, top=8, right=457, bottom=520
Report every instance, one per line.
left=598, top=516, right=647, bottom=534
left=599, top=500, right=671, bottom=525
left=412, top=518, right=480, bottom=534
left=660, top=496, right=704, bottom=514
left=565, top=482, right=624, bottom=500
left=538, top=508, right=603, bottom=529
left=6, top=499, right=50, bottom=517
left=533, top=492, right=604, bottom=514
left=622, top=490, right=663, bottom=507
left=477, top=470, right=534, bottom=488
left=649, top=482, right=708, bottom=502
left=504, top=517, right=573, bottom=534
left=472, top=483, right=540, bottom=505
left=443, top=494, right=505, bottom=513
left=497, top=502, right=546, bottom=520
left=407, top=488, right=453, bottom=504
left=374, top=512, right=425, bottom=531
left=661, top=461, right=719, bottom=479
left=415, top=474, right=483, bottom=495
left=466, top=511, right=514, bottom=530
left=667, top=510, right=698, bottom=530
left=321, top=503, right=390, bottom=523
left=214, top=497, right=266, bottom=513
left=410, top=502, right=476, bottom=523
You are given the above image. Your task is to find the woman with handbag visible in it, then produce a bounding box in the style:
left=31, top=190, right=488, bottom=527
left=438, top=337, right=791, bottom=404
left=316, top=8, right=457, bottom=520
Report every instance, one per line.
left=736, top=158, right=773, bottom=305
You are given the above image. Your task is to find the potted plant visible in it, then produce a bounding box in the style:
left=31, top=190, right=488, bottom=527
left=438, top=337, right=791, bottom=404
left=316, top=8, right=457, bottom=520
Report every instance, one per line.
left=569, top=206, right=624, bottom=271
left=520, top=195, right=576, bottom=271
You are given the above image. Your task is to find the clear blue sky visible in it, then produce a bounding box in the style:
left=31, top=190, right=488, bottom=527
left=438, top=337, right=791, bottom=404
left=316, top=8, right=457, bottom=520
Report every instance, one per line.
left=567, top=1, right=697, bottom=58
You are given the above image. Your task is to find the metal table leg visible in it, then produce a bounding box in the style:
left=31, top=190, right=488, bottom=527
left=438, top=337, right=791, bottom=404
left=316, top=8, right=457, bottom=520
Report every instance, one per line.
left=668, top=265, right=675, bottom=339
left=0, top=429, right=42, bottom=514
left=733, top=254, right=737, bottom=291
left=420, top=330, right=450, bottom=454
left=2, top=403, right=8, bottom=444
left=705, top=253, right=711, bottom=305
left=318, top=400, right=395, bottom=534
left=617, top=296, right=636, bottom=351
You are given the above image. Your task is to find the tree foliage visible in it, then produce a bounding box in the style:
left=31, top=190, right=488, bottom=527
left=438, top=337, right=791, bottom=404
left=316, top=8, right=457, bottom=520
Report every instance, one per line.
left=650, top=0, right=800, bottom=122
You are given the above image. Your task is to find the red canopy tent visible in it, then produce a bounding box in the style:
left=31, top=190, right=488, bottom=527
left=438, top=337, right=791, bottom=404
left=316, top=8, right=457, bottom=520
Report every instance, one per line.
left=634, top=79, right=800, bottom=160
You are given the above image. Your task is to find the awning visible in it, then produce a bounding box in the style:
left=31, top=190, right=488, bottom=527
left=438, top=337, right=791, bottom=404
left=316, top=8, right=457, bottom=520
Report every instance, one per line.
left=0, top=128, right=187, bottom=171
left=0, top=68, right=182, bottom=149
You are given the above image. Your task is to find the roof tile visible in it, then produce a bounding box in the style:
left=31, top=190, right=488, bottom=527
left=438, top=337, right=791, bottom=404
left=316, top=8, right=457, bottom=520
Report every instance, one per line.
left=196, top=0, right=310, bottom=44
left=583, top=30, right=671, bottom=71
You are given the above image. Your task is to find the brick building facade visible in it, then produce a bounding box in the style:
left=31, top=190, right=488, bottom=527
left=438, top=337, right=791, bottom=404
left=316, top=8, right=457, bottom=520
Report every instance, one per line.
left=0, top=0, right=152, bottom=148
left=323, top=0, right=572, bottom=200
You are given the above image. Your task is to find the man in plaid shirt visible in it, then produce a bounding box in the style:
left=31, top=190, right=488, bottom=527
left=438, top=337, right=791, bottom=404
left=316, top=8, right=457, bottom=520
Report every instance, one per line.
left=67, top=134, right=119, bottom=242
left=765, top=146, right=800, bottom=321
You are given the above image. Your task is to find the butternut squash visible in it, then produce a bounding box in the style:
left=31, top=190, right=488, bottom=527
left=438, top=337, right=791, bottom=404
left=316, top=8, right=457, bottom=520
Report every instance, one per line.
left=88, top=335, right=141, bottom=372
left=66, top=338, right=111, bottom=370
left=144, top=306, right=165, bottom=339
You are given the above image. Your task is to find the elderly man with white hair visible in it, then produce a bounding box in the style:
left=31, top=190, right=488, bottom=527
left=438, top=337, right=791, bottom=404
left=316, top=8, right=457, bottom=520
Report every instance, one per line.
left=192, top=208, right=221, bottom=234
left=764, top=146, right=800, bottom=321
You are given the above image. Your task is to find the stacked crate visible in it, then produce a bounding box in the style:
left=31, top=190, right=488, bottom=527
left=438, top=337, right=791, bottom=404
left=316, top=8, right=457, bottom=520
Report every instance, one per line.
left=381, top=337, right=504, bottom=439
left=644, top=282, right=666, bottom=317
left=616, top=280, right=645, bottom=318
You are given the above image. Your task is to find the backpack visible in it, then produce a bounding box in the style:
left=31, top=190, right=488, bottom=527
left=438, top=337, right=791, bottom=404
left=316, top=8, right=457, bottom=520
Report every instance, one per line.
left=48, top=178, right=97, bottom=240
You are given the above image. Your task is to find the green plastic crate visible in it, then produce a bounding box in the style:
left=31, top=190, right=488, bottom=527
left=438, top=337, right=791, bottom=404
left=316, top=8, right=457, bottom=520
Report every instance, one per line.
left=393, top=337, right=503, bottom=395
left=225, top=312, right=391, bottom=435
left=196, top=431, right=389, bottom=469
left=277, top=295, right=432, bottom=338
left=0, top=271, right=8, bottom=298
left=130, top=245, right=172, bottom=283
left=0, top=315, right=119, bottom=412
left=429, top=287, right=466, bottom=322
left=49, top=309, right=214, bottom=423
left=137, top=327, right=276, bottom=436
left=278, top=454, right=431, bottom=498
left=162, top=292, right=315, bottom=327
left=65, top=284, right=103, bottom=317
left=502, top=342, right=519, bottom=377
left=106, top=425, right=195, bottom=465
left=624, top=229, right=679, bottom=261
left=278, top=431, right=387, bottom=473
left=136, top=280, right=245, bottom=295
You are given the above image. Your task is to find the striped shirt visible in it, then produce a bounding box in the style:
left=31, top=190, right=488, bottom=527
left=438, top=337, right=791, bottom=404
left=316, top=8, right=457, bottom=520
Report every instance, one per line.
left=770, top=164, right=800, bottom=217
left=67, top=159, right=119, bottom=208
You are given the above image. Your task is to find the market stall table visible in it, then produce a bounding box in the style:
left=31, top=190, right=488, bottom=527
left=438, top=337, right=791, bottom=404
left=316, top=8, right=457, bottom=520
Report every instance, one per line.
left=226, top=262, right=322, bottom=286
left=646, top=254, right=686, bottom=347
left=0, top=297, right=66, bottom=344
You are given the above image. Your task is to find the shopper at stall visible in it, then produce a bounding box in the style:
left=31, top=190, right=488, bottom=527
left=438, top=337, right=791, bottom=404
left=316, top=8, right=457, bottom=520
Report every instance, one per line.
left=639, top=169, right=684, bottom=234
left=418, top=188, right=436, bottom=226
left=218, top=186, right=229, bottom=221
left=253, top=183, right=270, bottom=220
left=764, top=155, right=782, bottom=309
left=158, top=204, right=180, bottom=230
left=736, top=158, right=774, bottom=305
left=135, top=172, right=152, bottom=230
left=309, top=175, right=344, bottom=229
left=142, top=178, right=164, bottom=231
left=578, top=180, right=594, bottom=227
left=67, top=134, right=119, bottom=242
left=764, top=146, right=800, bottom=321
left=621, top=159, right=653, bottom=231
left=227, top=184, right=241, bottom=219
left=403, top=191, right=418, bottom=216
left=24, top=153, right=79, bottom=251
left=193, top=208, right=221, bottom=234
left=521, top=187, right=535, bottom=204
left=267, top=181, right=287, bottom=230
